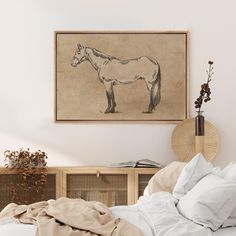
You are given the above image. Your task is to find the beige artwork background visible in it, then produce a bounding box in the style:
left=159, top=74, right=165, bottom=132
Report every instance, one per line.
left=56, top=32, right=187, bottom=121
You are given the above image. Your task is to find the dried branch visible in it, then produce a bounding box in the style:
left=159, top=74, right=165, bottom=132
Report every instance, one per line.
left=194, top=61, right=214, bottom=112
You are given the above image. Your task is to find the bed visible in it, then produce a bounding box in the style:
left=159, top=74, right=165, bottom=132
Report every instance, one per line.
left=1, top=224, right=236, bottom=236
left=1, top=153, right=236, bottom=236
left=1, top=194, right=236, bottom=236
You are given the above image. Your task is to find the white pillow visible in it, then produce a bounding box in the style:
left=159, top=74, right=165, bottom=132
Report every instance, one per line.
left=218, top=162, right=236, bottom=227
left=177, top=174, right=236, bottom=231
left=219, top=162, right=236, bottom=180
left=173, top=153, right=213, bottom=199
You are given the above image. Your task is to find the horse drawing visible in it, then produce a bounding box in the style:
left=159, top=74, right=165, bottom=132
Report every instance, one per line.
left=71, top=44, right=161, bottom=113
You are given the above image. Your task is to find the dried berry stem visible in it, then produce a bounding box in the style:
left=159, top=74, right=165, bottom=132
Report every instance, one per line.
left=194, top=61, right=214, bottom=113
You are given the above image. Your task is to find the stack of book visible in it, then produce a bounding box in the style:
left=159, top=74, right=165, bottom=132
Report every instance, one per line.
left=109, top=159, right=162, bottom=168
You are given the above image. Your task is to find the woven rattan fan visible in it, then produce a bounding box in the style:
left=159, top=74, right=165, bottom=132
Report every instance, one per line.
left=171, top=118, right=220, bottom=162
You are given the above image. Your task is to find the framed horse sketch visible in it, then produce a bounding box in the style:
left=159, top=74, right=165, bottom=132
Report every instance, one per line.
left=55, top=31, right=188, bottom=122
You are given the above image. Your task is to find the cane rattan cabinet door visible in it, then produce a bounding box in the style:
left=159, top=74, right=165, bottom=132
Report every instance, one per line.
left=0, top=167, right=160, bottom=209
left=0, top=168, right=60, bottom=210
left=134, top=168, right=159, bottom=202
left=63, top=168, right=134, bottom=207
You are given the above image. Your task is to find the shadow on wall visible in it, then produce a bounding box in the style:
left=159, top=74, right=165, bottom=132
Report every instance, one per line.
left=0, top=91, right=175, bottom=167
left=0, top=116, right=176, bottom=167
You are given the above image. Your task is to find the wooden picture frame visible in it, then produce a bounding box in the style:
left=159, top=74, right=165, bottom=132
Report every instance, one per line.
left=55, top=31, right=189, bottom=122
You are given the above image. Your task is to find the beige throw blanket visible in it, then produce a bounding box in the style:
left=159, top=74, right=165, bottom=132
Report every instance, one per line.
left=0, top=197, right=143, bottom=236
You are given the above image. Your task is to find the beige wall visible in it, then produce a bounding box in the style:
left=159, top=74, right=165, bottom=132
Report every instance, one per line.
left=0, top=0, right=235, bottom=167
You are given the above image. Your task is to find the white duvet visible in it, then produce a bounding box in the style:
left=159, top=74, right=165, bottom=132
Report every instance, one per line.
left=112, top=192, right=212, bottom=236
left=1, top=192, right=236, bottom=236
left=111, top=192, right=236, bottom=236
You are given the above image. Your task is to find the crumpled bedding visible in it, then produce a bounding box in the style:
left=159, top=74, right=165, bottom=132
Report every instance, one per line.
left=1, top=192, right=236, bottom=236
left=0, top=197, right=143, bottom=236
left=111, top=192, right=213, bottom=236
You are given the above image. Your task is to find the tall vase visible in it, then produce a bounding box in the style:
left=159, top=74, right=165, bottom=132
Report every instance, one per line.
left=195, top=111, right=205, bottom=154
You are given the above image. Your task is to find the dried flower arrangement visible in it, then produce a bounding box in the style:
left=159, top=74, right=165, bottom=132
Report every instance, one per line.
left=4, top=148, right=48, bottom=204
left=194, top=61, right=214, bottom=112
